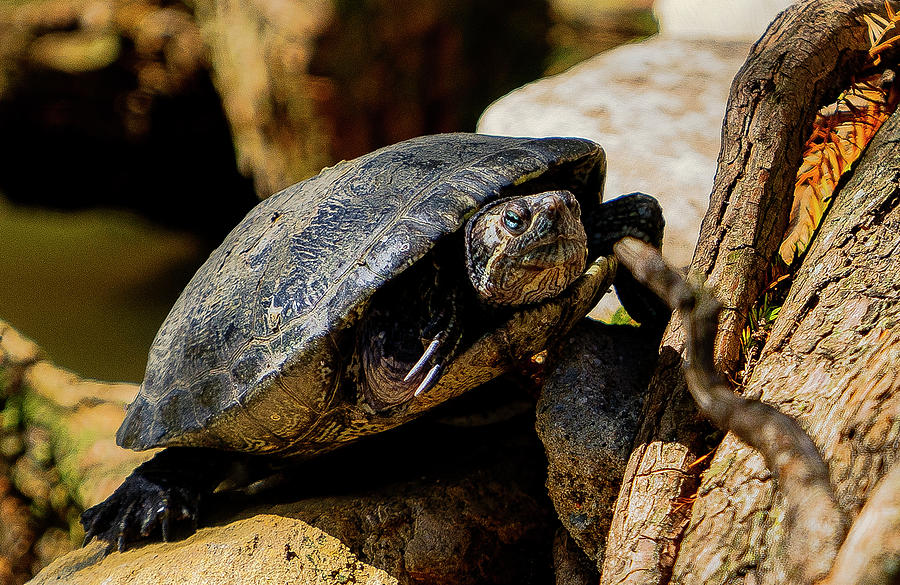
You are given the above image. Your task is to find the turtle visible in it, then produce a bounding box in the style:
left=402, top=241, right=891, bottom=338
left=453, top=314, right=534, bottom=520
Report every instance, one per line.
left=81, top=133, right=665, bottom=551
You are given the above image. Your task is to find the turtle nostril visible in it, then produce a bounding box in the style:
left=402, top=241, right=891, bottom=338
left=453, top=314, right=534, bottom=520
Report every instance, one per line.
left=540, top=193, right=563, bottom=219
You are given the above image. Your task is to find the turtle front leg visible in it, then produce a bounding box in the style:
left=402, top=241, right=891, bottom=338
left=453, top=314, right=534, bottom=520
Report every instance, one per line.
left=403, top=281, right=464, bottom=396
left=81, top=447, right=231, bottom=552
left=588, top=192, right=669, bottom=325
left=358, top=259, right=464, bottom=411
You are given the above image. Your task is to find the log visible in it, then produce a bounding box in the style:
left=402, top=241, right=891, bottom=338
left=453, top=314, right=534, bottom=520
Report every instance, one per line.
left=192, top=0, right=335, bottom=196
left=673, top=92, right=900, bottom=585
left=0, top=321, right=151, bottom=582
left=601, top=1, right=900, bottom=583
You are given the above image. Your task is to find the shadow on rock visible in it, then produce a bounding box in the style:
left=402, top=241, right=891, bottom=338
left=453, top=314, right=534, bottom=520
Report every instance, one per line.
left=34, top=383, right=557, bottom=585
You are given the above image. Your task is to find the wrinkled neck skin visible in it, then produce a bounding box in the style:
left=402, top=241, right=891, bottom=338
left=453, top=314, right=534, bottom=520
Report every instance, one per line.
left=465, top=191, right=588, bottom=306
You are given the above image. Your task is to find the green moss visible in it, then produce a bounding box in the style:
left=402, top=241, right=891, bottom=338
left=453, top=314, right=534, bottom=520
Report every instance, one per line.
left=703, top=452, right=735, bottom=481
left=18, top=389, right=100, bottom=496
left=607, top=306, right=638, bottom=326
left=0, top=368, right=10, bottom=398
left=1, top=394, right=22, bottom=430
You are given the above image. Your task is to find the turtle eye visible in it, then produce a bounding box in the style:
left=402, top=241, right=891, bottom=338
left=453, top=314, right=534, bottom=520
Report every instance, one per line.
left=502, top=204, right=531, bottom=234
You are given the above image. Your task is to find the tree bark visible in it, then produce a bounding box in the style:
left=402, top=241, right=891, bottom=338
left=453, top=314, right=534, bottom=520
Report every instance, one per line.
left=192, top=0, right=335, bottom=196
left=673, top=98, right=900, bottom=585
left=601, top=1, right=900, bottom=583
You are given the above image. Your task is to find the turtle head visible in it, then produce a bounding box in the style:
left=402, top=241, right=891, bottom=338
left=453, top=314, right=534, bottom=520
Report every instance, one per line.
left=465, top=190, right=588, bottom=305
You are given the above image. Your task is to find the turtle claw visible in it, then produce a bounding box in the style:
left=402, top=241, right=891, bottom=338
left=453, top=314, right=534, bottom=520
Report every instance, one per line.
left=414, top=363, right=443, bottom=396
left=404, top=338, right=442, bottom=382
left=160, top=506, right=173, bottom=543
left=80, top=470, right=202, bottom=552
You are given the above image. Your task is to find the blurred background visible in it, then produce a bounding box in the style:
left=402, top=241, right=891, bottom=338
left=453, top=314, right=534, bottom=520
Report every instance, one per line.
left=0, top=0, right=660, bottom=383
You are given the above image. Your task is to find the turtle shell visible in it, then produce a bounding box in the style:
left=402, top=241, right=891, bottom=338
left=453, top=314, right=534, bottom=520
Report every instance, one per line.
left=117, top=133, right=610, bottom=456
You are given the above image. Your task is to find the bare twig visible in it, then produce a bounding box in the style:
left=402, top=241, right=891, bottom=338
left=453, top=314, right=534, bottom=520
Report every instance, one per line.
left=614, top=237, right=848, bottom=584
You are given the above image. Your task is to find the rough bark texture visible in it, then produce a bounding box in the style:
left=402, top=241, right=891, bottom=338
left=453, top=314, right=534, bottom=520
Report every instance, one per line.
left=601, top=1, right=898, bottom=584
left=692, top=0, right=898, bottom=367
left=598, top=337, right=707, bottom=585
left=823, top=457, right=900, bottom=585
left=614, top=232, right=854, bottom=585
left=673, top=101, right=900, bottom=585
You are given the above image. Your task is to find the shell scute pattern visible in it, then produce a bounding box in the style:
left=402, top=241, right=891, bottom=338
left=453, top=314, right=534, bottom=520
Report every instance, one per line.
left=407, top=183, right=480, bottom=228
left=237, top=382, right=320, bottom=442
left=228, top=341, right=275, bottom=392
left=193, top=372, right=230, bottom=417
left=365, top=220, right=443, bottom=278
left=265, top=318, right=344, bottom=412
left=120, top=134, right=609, bottom=454
left=206, top=401, right=286, bottom=453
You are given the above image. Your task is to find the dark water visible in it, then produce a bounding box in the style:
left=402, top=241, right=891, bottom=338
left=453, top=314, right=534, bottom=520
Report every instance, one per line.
left=0, top=197, right=207, bottom=382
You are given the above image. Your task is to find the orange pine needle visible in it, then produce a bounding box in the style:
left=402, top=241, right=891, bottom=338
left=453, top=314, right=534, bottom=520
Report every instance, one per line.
left=688, top=451, right=714, bottom=469
left=778, top=18, right=900, bottom=267
left=867, top=1, right=900, bottom=64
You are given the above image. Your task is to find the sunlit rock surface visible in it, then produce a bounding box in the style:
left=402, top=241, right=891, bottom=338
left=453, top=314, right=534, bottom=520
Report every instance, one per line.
left=26, top=377, right=557, bottom=585
left=30, top=517, right=396, bottom=585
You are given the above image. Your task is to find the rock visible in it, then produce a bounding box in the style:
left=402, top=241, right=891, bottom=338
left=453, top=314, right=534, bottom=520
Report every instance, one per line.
left=30, top=516, right=396, bottom=585
left=31, top=388, right=557, bottom=584
left=244, top=406, right=556, bottom=585
left=0, top=320, right=150, bottom=582
left=2, top=320, right=559, bottom=584
left=18, top=360, right=149, bottom=512
left=552, top=527, right=599, bottom=585
left=536, top=321, right=660, bottom=564
left=266, top=460, right=552, bottom=585
left=0, top=477, right=34, bottom=585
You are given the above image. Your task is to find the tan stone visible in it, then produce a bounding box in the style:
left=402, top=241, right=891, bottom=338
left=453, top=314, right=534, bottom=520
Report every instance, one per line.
left=30, top=515, right=396, bottom=585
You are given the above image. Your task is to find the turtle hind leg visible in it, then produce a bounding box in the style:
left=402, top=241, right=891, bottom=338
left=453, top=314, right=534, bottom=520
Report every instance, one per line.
left=81, top=447, right=228, bottom=552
